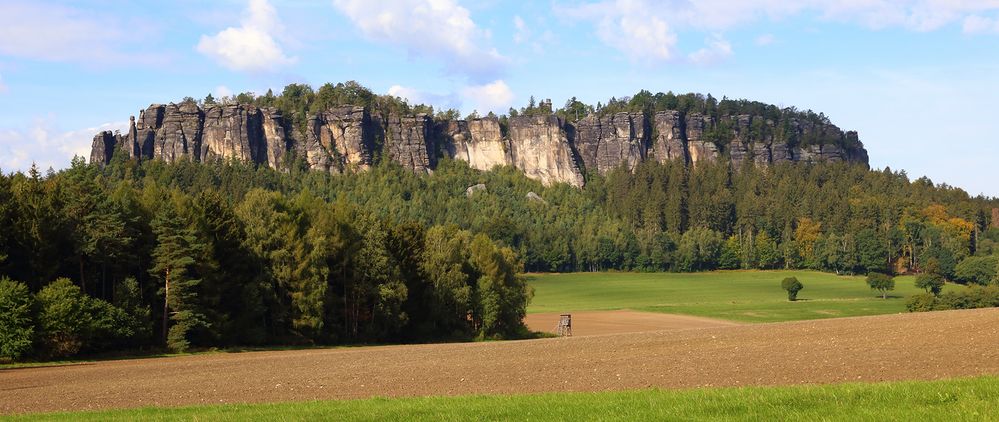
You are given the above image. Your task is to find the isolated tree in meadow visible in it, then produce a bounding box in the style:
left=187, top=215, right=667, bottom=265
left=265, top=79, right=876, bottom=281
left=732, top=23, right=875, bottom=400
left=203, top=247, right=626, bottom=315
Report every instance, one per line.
left=866, top=272, right=895, bottom=299
left=0, top=277, right=34, bottom=360
left=915, top=273, right=945, bottom=295
left=781, top=277, right=803, bottom=301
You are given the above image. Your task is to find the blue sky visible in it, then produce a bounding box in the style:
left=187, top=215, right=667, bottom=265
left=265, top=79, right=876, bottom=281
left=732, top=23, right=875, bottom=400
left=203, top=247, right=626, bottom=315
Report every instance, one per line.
left=1, top=0, right=997, bottom=197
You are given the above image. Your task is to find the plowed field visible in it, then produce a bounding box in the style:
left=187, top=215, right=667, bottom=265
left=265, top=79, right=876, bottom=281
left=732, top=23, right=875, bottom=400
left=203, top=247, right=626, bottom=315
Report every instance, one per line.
left=3, top=308, right=998, bottom=414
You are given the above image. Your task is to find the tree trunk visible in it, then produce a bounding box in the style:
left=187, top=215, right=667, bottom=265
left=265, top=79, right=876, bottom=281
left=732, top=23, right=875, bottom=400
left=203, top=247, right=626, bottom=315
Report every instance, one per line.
left=163, top=268, right=170, bottom=343
left=79, top=255, right=86, bottom=294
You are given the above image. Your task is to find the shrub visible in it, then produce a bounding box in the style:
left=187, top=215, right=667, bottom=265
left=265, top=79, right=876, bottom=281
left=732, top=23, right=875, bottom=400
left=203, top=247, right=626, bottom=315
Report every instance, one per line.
left=0, top=277, right=34, bottom=360
left=905, top=293, right=937, bottom=312
left=781, top=277, right=803, bottom=301
left=906, top=285, right=999, bottom=313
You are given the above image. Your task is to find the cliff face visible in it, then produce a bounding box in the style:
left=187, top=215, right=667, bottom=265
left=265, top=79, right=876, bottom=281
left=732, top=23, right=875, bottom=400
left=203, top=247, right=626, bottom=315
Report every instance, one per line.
left=507, top=115, right=585, bottom=187
left=442, top=118, right=508, bottom=172
left=91, top=101, right=870, bottom=187
left=573, top=113, right=647, bottom=174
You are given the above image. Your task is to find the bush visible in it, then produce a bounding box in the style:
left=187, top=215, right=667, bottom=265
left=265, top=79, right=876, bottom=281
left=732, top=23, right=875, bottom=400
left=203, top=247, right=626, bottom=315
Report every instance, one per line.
left=906, top=285, right=999, bottom=313
left=781, top=277, right=803, bottom=301
left=905, top=293, right=937, bottom=312
left=0, top=277, right=34, bottom=360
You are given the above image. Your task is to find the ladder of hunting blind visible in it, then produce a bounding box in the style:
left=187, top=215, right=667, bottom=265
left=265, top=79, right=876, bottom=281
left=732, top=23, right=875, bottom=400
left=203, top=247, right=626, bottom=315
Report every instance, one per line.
left=555, top=314, right=572, bottom=337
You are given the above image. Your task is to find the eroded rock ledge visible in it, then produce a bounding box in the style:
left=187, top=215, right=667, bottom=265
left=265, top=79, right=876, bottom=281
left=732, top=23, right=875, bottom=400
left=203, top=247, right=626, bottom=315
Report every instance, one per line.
left=92, top=104, right=868, bottom=188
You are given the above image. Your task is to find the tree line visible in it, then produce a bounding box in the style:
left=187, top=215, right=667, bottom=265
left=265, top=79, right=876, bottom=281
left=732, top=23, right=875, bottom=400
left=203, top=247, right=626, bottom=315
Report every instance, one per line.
left=0, top=159, right=530, bottom=361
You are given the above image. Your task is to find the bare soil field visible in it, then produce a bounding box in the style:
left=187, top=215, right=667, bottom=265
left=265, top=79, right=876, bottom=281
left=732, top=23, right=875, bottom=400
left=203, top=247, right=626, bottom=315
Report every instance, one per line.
left=525, top=310, right=741, bottom=336
left=3, top=308, right=999, bottom=415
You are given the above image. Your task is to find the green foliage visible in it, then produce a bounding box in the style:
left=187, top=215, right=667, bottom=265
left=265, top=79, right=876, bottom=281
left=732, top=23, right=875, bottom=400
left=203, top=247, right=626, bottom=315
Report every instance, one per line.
left=865, top=272, right=895, bottom=299
left=151, top=201, right=211, bottom=352
left=0, top=277, right=34, bottom=360
left=781, top=277, right=803, bottom=301
left=914, top=273, right=945, bottom=295
left=907, top=285, right=999, bottom=312
left=954, top=255, right=998, bottom=285
left=35, top=278, right=134, bottom=358
left=678, top=227, right=723, bottom=272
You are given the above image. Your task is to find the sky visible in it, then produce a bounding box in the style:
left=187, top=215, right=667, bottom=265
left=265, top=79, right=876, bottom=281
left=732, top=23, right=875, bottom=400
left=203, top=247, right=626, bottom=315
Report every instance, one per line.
left=0, top=0, right=997, bottom=197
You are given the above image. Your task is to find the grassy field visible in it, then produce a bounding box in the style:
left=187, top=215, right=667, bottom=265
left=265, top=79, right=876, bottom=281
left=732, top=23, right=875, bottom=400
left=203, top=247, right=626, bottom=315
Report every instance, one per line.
left=527, top=270, right=960, bottom=323
left=11, top=376, right=999, bottom=421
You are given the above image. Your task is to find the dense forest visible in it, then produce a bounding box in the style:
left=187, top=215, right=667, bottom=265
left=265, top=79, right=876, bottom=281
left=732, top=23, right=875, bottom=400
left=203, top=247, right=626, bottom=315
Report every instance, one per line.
left=2, top=84, right=998, bottom=362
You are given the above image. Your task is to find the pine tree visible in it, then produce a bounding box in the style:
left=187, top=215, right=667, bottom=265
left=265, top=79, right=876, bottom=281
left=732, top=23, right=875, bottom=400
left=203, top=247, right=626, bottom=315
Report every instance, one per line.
left=150, top=202, right=209, bottom=352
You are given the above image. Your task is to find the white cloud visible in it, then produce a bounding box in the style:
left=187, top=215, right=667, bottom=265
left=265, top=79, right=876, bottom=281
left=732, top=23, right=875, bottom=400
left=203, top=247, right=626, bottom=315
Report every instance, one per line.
left=0, top=119, right=128, bottom=172
left=688, top=35, right=732, bottom=65
left=461, top=80, right=515, bottom=114
left=214, top=85, right=233, bottom=98
left=0, top=1, right=161, bottom=64
left=755, top=34, right=776, bottom=46
left=562, top=0, right=999, bottom=64
left=963, top=15, right=999, bottom=34
left=387, top=85, right=462, bottom=110
left=332, top=0, right=508, bottom=82
left=567, top=1, right=676, bottom=62
left=197, top=0, right=296, bottom=72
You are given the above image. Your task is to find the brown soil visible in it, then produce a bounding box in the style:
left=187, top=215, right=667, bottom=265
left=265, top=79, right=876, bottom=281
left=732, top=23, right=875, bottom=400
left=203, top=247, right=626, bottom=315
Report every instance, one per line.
left=3, top=308, right=999, bottom=415
left=525, top=310, right=741, bottom=336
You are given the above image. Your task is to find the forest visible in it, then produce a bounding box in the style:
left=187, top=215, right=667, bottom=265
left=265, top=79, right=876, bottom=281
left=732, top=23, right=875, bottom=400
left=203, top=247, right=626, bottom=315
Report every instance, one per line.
left=2, top=83, right=998, bottom=361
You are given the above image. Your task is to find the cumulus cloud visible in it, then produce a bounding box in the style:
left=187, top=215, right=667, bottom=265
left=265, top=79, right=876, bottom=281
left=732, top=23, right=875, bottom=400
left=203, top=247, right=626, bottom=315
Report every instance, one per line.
left=562, top=0, right=999, bottom=64
left=332, top=0, right=508, bottom=82
left=688, top=35, right=732, bottom=65
left=0, top=1, right=162, bottom=64
left=197, top=0, right=296, bottom=72
left=461, top=80, right=515, bottom=114
left=0, top=119, right=128, bottom=172
left=387, top=85, right=462, bottom=110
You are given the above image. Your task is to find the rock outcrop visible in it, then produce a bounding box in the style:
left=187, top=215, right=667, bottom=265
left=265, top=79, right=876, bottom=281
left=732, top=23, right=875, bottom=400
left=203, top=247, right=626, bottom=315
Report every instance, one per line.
left=650, top=111, right=687, bottom=163
left=572, top=113, right=647, bottom=174
left=443, top=118, right=508, bottom=172
left=507, top=115, right=585, bottom=187
left=91, top=99, right=869, bottom=188
left=384, top=115, right=433, bottom=174
left=305, top=106, right=372, bottom=173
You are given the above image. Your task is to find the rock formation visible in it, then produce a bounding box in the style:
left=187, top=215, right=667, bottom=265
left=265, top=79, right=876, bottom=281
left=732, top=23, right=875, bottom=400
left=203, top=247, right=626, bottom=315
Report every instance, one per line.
left=443, top=118, right=508, bottom=172
left=506, top=115, right=585, bottom=187
left=572, top=113, right=647, bottom=174
left=91, top=99, right=870, bottom=188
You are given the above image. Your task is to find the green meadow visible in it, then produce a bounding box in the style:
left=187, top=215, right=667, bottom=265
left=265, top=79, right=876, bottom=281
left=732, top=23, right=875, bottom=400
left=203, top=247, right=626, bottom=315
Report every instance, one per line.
left=11, top=376, right=998, bottom=421
left=527, top=270, right=957, bottom=323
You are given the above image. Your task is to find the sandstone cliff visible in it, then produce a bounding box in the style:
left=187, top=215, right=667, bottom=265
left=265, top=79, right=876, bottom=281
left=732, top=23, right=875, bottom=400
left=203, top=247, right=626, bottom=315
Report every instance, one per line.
left=91, top=100, right=869, bottom=187
left=507, top=115, right=585, bottom=187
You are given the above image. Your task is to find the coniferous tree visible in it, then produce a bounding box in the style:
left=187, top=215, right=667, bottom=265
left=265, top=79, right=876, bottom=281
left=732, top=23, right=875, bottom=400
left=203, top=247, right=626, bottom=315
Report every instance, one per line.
left=150, top=201, right=210, bottom=352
